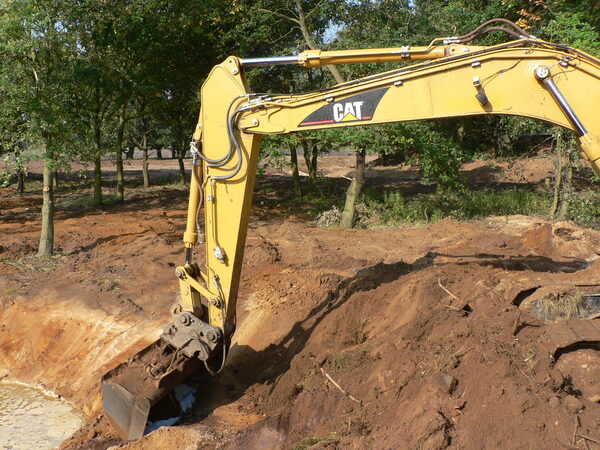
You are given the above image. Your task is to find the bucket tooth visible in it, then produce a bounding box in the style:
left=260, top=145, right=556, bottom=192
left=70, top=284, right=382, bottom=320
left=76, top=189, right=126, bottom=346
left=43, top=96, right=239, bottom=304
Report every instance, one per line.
left=102, top=383, right=151, bottom=441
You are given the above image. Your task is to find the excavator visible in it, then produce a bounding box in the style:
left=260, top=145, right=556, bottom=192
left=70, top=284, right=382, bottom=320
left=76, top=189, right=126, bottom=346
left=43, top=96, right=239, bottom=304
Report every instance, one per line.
left=101, top=19, right=600, bottom=440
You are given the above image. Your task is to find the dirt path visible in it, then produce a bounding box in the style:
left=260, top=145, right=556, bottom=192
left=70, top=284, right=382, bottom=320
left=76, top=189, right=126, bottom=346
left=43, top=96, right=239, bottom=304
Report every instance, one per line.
left=2, top=158, right=600, bottom=448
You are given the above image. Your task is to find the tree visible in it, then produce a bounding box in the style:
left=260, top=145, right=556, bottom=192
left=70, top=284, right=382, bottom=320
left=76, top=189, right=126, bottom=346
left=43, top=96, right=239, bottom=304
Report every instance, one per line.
left=0, top=0, right=78, bottom=256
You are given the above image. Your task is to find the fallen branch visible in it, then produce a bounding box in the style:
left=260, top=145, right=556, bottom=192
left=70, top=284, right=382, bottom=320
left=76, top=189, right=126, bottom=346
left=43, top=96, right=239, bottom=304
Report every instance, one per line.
left=442, top=304, right=463, bottom=313
left=572, top=415, right=580, bottom=447
left=579, top=434, right=600, bottom=445
left=438, top=279, right=460, bottom=301
left=320, top=367, right=361, bottom=405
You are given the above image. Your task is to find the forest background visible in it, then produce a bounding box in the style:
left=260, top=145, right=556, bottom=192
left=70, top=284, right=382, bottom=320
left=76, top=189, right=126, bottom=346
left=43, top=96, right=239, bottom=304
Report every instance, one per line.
left=0, top=0, right=598, bottom=255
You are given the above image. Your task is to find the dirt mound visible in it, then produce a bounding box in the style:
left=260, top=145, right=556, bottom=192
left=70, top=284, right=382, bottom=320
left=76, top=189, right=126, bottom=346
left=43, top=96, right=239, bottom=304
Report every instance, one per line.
left=93, top=216, right=600, bottom=449
left=208, top=221, right=600, bottom=449
left=2, top=157, right=600, bottom=448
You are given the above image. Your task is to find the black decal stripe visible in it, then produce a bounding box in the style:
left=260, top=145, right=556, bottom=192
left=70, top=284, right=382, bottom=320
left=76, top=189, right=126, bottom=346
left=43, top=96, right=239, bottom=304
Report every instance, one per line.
left=298, top=87, right=389, bottom=128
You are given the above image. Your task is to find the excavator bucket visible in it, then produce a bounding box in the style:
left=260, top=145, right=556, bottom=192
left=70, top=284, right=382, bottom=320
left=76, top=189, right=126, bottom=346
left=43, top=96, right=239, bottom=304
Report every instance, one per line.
left=101, top=338, right=203, bottom=441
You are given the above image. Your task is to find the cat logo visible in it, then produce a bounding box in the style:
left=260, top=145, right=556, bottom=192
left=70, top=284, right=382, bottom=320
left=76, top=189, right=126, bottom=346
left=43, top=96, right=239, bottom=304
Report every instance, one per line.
left=333, top=101, right=364, bottom=122
left=298, top=87, right=389, bottom=127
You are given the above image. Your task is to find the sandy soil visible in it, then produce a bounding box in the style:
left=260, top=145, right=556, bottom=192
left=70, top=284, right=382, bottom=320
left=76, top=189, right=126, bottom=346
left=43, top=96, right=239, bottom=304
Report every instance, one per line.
left=2, top=156, right=600, bottom=449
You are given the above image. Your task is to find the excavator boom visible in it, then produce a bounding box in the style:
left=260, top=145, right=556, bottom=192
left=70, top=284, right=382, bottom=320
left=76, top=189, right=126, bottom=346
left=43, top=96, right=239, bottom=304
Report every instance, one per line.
left=102, top=20, right=600, bottom=440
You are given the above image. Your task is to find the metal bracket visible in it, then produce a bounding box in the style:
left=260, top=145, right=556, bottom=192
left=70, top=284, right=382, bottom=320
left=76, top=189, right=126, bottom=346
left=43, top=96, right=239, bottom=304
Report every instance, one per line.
left=161, top=312, right=222, bottom=360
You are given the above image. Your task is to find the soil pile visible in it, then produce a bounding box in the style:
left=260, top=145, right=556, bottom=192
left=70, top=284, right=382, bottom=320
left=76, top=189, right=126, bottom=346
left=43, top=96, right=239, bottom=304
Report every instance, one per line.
left=1, top=158, right=600, bottom=449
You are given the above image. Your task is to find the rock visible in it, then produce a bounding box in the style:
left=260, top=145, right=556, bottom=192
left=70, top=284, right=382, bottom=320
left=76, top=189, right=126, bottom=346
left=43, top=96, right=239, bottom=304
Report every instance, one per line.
left=548, top=396, right=560, bottom=407
left=427, top=373, right=458, bottom=395
left=563, top=395, right=584, bottom=414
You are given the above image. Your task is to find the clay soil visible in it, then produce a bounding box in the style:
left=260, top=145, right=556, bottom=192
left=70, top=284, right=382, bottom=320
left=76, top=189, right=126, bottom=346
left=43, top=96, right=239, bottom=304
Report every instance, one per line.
left=2, top=156, right=600, bottom=449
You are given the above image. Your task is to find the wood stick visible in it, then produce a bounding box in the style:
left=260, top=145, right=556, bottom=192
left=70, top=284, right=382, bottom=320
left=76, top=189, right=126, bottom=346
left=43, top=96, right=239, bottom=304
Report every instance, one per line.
left=320, top=367, right=361, bottom=405
left=572, top=415, right=580, bottom=447
left=438, top=279, right=460, bottom=301
left=442, top=303, right=463, bottom=313
left=579, top=434, right=600, bottom=445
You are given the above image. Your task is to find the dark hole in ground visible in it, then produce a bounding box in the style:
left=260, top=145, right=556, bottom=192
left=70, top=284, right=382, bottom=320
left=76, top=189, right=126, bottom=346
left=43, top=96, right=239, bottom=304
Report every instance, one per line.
left=513, top=287, right=540, bottom=306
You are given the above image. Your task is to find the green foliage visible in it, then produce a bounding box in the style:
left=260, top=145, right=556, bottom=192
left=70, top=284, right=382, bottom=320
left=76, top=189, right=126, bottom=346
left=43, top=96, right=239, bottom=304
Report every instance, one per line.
left=360, top=187, right=552, bottom=226
left=542, top=12, right=600, bottom=55
left=567, top=191, right=600, bottom=229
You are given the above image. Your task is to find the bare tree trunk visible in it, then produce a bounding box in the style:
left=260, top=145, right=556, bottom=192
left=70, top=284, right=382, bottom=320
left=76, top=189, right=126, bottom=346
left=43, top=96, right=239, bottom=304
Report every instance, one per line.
left=558, top=135, right=574, bottom=220
left=340, top=149, right=366, bottom=228
left=93, top=156, right=103, bottom=206
left=38, top=134, right=54, bottom=257
left=301, top=139, right=317, bottom=192
left=17, top=170, right=25, bottom=194
left=142, top=133, right=150, bottom=188
left=550, top=130, right=564, bottom=218
left=93, top=82, right=103, bottom=207
left=289, top=143, right=302, bottom=197
left=177, top=138, right=187, bottom=185
left=295, top=0, right=345, bottom=84
left=52, top=170, right=58, bottom=189
left=115, top=106, right=126, bottom=202
left=309, top=143, right=318, bottom=181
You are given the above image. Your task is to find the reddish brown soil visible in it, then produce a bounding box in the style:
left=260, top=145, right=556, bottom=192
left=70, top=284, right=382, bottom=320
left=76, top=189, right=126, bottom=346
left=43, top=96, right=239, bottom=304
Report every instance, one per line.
left=1, top=157, right=600, bottom=449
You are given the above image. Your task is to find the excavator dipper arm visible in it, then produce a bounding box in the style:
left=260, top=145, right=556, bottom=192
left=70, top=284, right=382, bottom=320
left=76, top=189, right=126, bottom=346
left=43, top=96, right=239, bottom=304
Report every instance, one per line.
left=102, top=23, right=600, bottom=441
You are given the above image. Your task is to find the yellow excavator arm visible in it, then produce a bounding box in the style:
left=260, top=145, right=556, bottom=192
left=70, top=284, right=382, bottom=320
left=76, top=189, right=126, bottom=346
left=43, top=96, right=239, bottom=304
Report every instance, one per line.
left=102, top=20, right=600, bottom=440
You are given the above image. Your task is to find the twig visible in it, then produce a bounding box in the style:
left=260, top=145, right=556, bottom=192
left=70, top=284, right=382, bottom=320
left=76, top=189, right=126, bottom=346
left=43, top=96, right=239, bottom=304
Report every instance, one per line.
left=442, top=304, right=463, bottom=313
left=573, top=415, right=580, bottom=447
left=320, top=367, right=361, bottom=405
left=579, top=434, right=600, bottom=445
left=517, top=367, right=535, bottom=384
left=438, top=279, right=460, bottom=301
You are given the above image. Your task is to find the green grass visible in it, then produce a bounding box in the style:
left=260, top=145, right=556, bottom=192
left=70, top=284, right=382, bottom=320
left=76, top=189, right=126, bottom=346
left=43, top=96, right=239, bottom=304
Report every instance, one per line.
left=58, top=193, right=121, bottom=211
left=290, top=433, right=340, bottom=450
left=358, top=187, right=552, bottom=226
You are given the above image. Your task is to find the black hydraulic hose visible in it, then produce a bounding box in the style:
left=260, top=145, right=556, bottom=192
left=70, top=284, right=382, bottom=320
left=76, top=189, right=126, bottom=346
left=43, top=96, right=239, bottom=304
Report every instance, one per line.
left=191, top=157, right=204, bottom=237
left=455, top=18, right=534, bottom=43
left=195, top=95, right=246, bottom=166
left=211, top=107, right=245, bottom=181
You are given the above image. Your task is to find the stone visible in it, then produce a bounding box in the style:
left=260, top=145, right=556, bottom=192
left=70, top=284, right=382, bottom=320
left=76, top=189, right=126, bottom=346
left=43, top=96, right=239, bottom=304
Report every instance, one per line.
left=548, top=396, right=560, bottom=407
left=563, top=395, right=584, bottom=414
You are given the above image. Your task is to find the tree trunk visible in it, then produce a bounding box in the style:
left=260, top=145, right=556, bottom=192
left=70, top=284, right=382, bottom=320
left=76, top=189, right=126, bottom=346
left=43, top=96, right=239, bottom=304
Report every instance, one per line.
left=125, top=146, right=134, bottom=159
left=289, top=143, right=302, bottom=197
left=52, top=170, right=58, bottom=189
left=340, top=149, right=366, bottom=228
left=301, top=139, right=318, bottom=193
left=557, top=134, right=574, bottom=220
left=93, top=156, right=103, bottom=206
left=557, top=155, right=572, bottom=220
left=309, top=143, right=318, bottom=181
left=17, top=170, right=25, bottom=194
left=115, top=107, right=126, bottom=202
left=142, top=133, right=150, bottom=188
left=177, top=138, right=187, bottom=184
left=93, top=81, right=103, bottom=206
left=295, top=0, right=345, bottom=84
left=156, top=147, right=162, bottom=159
left=38, top=135, right=54, bottom=257
left=550, top=130, right=564, bottom=218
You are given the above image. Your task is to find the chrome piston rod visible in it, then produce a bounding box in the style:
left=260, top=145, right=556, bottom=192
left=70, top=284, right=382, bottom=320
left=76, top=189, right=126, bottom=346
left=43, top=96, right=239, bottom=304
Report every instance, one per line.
left=535, top=65, right=588, bottom=136
left=241, top=56, right=299, bottom=66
